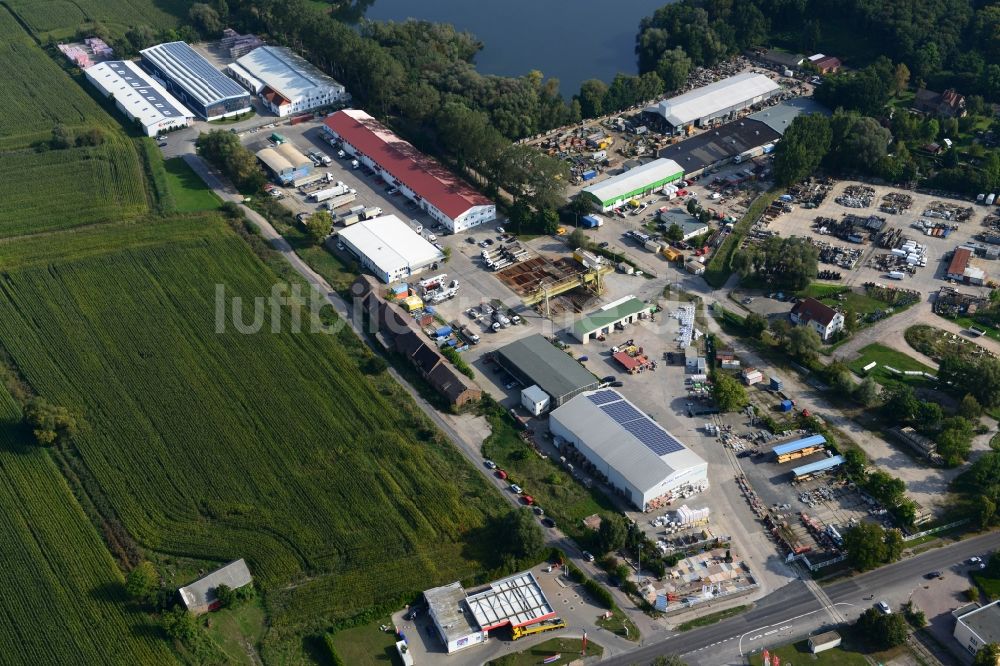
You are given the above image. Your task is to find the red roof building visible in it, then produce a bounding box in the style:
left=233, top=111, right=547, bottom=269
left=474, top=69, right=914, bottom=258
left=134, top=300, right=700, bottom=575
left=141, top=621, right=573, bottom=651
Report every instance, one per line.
left=789, top=297, right=845, bottom=341
left=324, top=109, right=495, bottom=232
left=812, top=56, right=841, bottom=74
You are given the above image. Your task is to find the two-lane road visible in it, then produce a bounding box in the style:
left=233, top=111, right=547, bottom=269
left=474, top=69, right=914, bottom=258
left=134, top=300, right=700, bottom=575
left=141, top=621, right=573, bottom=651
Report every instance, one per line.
left=603, top=530, right=1000, bottom=665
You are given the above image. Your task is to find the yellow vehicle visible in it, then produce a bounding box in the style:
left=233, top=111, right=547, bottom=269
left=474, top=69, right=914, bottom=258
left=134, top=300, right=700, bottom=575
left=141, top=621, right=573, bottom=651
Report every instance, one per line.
left=556, top=226, right=568, bottom=235
left=511, top=618, right=566, bottom=640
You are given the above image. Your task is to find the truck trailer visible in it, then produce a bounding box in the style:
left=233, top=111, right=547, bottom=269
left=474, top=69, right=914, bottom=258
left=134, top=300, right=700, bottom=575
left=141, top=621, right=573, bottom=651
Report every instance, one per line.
left=323, top=192, right=358, bottom=210
left=309, top=183, right=353, bottom=202
left=361, top=206, right=383, bottom=220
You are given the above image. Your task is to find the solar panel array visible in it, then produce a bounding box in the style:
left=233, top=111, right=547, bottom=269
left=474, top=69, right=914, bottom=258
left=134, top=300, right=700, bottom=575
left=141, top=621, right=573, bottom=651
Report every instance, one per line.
left=586, top=391, right=686, bottom=457
left=105, top=61, right=187, bottom=118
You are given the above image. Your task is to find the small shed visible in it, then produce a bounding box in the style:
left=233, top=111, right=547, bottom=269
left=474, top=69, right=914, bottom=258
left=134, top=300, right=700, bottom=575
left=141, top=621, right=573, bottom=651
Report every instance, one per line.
left=521, top=384, right=550, bottom=416
left=179, top=559, right=253, bottom=614
left=808, top=630, right=842, bottom=653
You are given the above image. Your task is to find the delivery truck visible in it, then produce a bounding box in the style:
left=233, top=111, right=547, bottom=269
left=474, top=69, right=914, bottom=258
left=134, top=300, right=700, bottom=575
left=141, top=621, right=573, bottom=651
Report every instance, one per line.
left=361, top=206, right=383, bottom=220
left=323, top=192, right=357, bottom=210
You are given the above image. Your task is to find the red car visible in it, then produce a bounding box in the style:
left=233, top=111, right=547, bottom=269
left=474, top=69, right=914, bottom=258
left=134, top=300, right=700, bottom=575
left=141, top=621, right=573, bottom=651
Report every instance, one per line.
left=522, top=495, right=535, bottom=506
left=496, top=469, right=508, bottom=480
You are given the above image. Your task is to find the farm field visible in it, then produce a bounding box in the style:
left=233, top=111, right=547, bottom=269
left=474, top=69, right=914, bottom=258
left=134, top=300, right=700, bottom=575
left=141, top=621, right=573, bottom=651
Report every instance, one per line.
left=0, top=136, right=148, bottom=237
left=5, top=0, right=183, bottom=38
left=0, top=215, right=502, bottom=651
left=0, top=386, right=178, bottom=665
left=0, top=8, right=113, bottom=149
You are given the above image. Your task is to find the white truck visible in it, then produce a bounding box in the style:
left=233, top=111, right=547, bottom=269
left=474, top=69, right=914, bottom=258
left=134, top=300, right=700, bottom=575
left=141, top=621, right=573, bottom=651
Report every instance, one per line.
left=308, top=182, right=352, bottom=202
left=308, top=150, right=332, bottom=166
left=361, top=206, right=383, bottom=220
left=323, top=192, right=358, bottom=210
left=461, top=325, right=480, bottom=344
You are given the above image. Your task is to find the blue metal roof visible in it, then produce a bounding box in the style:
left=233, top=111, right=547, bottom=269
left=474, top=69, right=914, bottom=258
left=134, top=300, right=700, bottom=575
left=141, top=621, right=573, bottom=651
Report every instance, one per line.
left=792, top=455, right=844, bottom=478
left=772, top=434, right=827, bottom=456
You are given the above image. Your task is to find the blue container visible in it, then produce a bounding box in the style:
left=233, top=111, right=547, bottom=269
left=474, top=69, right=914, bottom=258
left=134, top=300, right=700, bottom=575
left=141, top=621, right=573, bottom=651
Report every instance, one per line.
left=780, top=399, right=794, bottom=412
left=435, top=325, right=452, bottom=338
left=581, top=169, right=597, bottom=181
left=770, top=377, right=783, bottom=390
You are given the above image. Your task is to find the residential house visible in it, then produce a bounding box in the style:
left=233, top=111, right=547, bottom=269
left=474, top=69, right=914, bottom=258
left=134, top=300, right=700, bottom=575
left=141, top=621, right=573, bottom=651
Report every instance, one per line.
left=914, top=88, right=966, bottom=118
left=789, top=297, right=844, bottom=341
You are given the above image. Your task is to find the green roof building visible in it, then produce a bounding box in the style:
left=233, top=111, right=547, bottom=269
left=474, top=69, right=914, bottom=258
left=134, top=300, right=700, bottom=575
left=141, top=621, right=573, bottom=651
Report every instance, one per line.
left=582, top=158, right=683, bottom=211
left=573, top=297, right=653, bottom=344
left=495, top=334, right=599, bottom=406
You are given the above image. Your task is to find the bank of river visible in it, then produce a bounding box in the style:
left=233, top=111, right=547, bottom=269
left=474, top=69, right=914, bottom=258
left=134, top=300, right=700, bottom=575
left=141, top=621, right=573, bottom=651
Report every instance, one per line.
left=363, top=0, right=670, bottom=95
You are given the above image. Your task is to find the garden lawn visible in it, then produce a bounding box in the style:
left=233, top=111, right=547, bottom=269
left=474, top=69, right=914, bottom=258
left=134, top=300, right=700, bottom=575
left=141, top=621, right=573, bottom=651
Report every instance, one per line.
left=486, top=637, right=604, bottom=666
left=163, top=158, right=221, bottom=212
left=0, top=215, right=504, bottom=655
left=0, top=386, right=177, bottom=665
left=326, top=619, right=399, bottom=666
left=848, top=343, right=936, bottom=385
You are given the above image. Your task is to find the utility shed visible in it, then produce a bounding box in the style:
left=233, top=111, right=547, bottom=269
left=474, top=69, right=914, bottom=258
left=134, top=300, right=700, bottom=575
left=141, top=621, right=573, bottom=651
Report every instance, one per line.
left=495, top=334, right=599, bottom=407
left=178, top=559, right=253, bottom=614
left=809, top=631, right=842, bottom=653
left=772, top=434, right=827, bottom=463
left=572, top=296, right=653, bottom=343
left=792, top=455, right=844, bottom=480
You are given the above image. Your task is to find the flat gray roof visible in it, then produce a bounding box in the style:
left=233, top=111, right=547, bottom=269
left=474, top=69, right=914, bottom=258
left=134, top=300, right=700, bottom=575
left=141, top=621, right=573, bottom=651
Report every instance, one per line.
left=960, top=600, right=1000, bottom=645
left=179, top=559, right=252, bottom=611
left=747, top=97, right=830, bottom=136
left=425, top=581, right=479, bottom=644
left=496, top=334, right=598, bottom=400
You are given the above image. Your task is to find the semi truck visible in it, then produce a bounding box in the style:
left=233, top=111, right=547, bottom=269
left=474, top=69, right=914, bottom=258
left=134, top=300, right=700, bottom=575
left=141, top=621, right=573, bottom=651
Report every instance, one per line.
left=323, top=192, right=357, bottom=210
left=461, top=325, right=480, bottom=345
left=511, top=618, right=566, bottom=640
left=308, top=149, right=332, bottom=166
left=309, top=183, right=353, bottom=202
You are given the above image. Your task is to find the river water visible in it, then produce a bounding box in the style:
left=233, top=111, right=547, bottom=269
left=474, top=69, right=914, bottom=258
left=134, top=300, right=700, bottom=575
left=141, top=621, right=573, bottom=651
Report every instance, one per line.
left=361, top=0, right=669, bottom=96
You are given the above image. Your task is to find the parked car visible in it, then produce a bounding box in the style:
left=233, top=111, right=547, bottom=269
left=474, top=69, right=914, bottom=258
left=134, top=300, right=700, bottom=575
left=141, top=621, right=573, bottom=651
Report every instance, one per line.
left=542, top=517, right=556, bottom=528
left=533, top=506, right=544, bottom=515
left=484, top=460, right=496, bottom=470
left=610, top=381, right=624, bottom=387
left=602, top=376, right=616, bottom=383
left=387, top=187, right=399, bottom=195
left=496, top=226, right=505, bottom=233
left=924, top=571, right=943, bottom=580
left=496, top=469, right=508, bottom=480
left=876, top=601, right=892, bottom=614
left=598, top=241, right=609, bottom=248
left=158, top=141, right=168, bottom=147
left=505, top=380, right=517, bottom=390
left=510, top=483, right=522, bottom=494
left=582, top=551, right=595, bottom=562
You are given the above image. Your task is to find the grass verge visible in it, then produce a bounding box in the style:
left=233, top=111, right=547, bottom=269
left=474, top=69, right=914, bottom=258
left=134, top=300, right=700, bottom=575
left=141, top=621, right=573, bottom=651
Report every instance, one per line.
left=596, top=606, right=639, bottom=641
left=847, top=343, right=936, bottom=385
left=486, top=637, right=604, bottom=666
left=676, top=604, right=749, bottom=631
left=164, top=157, right=222, bottom=212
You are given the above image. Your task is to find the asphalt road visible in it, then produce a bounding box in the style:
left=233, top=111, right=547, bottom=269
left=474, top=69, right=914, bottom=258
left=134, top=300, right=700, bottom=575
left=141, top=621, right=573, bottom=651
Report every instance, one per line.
left=603, top=530, right=1000, bottom=665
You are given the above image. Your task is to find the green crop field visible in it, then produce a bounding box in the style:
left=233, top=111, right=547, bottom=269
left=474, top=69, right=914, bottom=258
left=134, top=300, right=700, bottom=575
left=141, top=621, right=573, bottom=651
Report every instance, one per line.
left=0, top=387, right=177, bottom=664
left=0, top=216, right=501, bottom=650
left=163, top=157, right=222, bottom=212
left=5, top=0, right=184, bottom=37
left=0, top=136, right=148, bottom=237
left=0, top=9, right=113, bottom=149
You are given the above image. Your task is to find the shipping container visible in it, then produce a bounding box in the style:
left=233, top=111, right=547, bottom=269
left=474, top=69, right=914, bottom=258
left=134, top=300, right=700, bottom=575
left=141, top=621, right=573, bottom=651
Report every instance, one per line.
left=580, top=214, right=603, bottom=228
left=779, top=399, right=794, bottom=412
left=581, top=169, right=597, bottom=181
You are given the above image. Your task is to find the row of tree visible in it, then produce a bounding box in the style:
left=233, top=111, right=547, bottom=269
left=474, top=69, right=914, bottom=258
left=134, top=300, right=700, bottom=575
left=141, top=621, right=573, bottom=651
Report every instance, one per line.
left=772, top=111, right=893, bottom=187
left=636, top=0, right=1000, bottom=102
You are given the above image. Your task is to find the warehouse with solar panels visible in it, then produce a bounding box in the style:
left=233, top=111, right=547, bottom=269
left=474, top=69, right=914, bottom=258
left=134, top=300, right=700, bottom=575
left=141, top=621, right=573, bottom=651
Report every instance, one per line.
left=85, top=60, right=194, bottom=136
left=141, top=42, right=252, bottom=120
left=550, top=389, right=708, bottom=510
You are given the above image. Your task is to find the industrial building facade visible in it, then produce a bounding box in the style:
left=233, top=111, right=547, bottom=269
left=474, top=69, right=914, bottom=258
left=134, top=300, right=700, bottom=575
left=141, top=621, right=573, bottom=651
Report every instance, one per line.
left=646, top=72, right=781, bottom=134
left=324, top=110, right=495, bottom=232
left=550, top=390, right=708, bottom=510
left=572, top=296, right=653, bottom=344
left=582, top=158, right=684, bottom=211
left=85, top=60, right=193, bottom=136
left=337, top=214, right=444, bottom=283
left=495, top=334, right=600, bottom=407
left=227, top=46, right=347, bottom=116
left=140, top=42, right=252, bottom=120
left=954, top=601, right=1000, bottom=657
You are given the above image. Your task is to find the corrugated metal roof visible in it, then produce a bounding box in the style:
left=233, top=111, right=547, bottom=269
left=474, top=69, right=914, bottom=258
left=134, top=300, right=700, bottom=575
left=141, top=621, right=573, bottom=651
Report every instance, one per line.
left=648, top=73, right=781, bottom=127
left=582, top=158, right=683, bottom=204
left=573, top=297, right=651, bottom=338
left=496, top=334, right=599, bottom=400
left=256, top=147, right=293, bottom=174
left=85, top=60, right=192, bottom=129
left=792, top=455, right=844, bottom=478
left=772, top=434, right=826, bottom=456
left=324, top=110, right=492, bottom=221
left=747, top=97, right=830, bottom=136
left=140, top=42, right=249, bottom=106
left=465, top=571, right=554, bottom=629
left=550, top=390, right=707, bottom=494
left=273, top=142, right=312, bottom=170
left=233, top=45, right=344, bottom=103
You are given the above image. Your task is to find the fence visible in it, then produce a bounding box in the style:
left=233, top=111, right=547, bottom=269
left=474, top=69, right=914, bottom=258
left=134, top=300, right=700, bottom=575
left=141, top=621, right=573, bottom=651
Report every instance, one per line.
left=903, top=518, right=969, bottom=542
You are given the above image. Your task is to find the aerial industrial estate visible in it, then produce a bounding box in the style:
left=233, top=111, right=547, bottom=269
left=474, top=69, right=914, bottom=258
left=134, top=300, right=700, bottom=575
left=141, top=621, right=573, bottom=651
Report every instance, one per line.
left=4, top=1, right=1000, bottom=666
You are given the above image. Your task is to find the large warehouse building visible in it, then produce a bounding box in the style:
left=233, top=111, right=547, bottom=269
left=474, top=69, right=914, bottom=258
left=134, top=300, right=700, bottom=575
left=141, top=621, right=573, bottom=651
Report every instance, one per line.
left=324, top=109, right=495, bottom=233
left=581, top=158, right=684, bottom=211
left=85, top=60, right=193, bottom=136
left=337, top=214, right=444, bottom=283
left=645, top=72, right=781, bottom=134
left=140, top=41, right=252, bottom=120
left=550, top=389, right=708, bottom=511
left=495, top=334, right=599, bottom=407
left=255, top=143, right=313, bottom=184
left=227, top=45, right=347, bottom=116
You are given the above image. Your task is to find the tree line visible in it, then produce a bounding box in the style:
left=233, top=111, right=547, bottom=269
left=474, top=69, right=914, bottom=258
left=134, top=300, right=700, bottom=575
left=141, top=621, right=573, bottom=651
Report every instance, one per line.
left=637, top=0, right=1000, bottom=102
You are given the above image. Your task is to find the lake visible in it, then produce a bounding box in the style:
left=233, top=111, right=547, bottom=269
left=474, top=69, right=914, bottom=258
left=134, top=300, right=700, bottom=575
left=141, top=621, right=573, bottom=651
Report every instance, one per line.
left=362, top=0, right=670, bottom=96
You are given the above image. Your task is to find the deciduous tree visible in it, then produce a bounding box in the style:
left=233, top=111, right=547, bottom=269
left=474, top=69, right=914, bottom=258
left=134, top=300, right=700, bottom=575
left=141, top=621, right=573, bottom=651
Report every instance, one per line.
left=712, top=372, right=748, bottom=412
